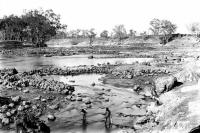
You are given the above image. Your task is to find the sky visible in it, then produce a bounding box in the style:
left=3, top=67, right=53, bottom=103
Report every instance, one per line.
left=1, top=0, right=200, bottom=34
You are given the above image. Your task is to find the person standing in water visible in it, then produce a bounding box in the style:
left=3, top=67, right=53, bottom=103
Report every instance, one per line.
left=81, top=109, right=87, bottom=125
left=105, top=107, right=112, bottom=128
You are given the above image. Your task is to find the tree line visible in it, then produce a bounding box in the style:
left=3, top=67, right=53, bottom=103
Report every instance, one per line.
left=1, top=8, right=199, bottom=46
left=54, top=18, right=178, bottom=45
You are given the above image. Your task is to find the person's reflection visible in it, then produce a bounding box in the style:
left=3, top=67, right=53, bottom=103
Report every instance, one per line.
left=81, top=109, right=87, bottom=133
left=105, top=127, right=111, bottom=133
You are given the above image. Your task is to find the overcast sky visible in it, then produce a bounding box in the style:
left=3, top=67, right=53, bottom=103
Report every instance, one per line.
left=1, top=0, right=200, bottom=34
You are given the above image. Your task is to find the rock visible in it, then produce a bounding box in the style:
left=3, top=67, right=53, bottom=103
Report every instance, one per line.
left=22, top=101, right=27, bottom=106
left=84, top=98, right=91, bottom=104
left=70, top=96, right=76, bottom=101
left=24, top=105, right=30, bottom=109
left=17, top=105, right=24, bottom=111
left=145, top=81, right=150, bottom=85
left=105, top=98, right=109, bottom=102
left=136, top=116, right=150, bottom=125
left=10, top=109, right=16, bottom=115
left=69, top=80, right=75, bottom=83
left=0, top=113, right=5, bottom=119
left=126, top=74, right=132, bottom=79
left=34, top=96, right=42, bottom=100
left=12, top=96, right=21, bottom=102
left=41, top=99, right=47, bottom=102
left=139, top=86, right=152, bottom=97
left=2, top=117, right=9, bottom=125
left=47, top=114, right=56, bottom=121
left=76, top=97, right=82, bottom=101
left=32, top=105, right=37, bottom=110
left=61, top=89, right=69, bottom=95
left=23, top=89, right=29, bottom=93
left=105, top=89, right=111, bottom=92
left=133, top=85, right=142, bottom=92
left=2, top=105, right=8, bottom=110
left=88, top=55, right=94, bottom=59
left=36, top=112, right=42, bottom=117
left=86, top=104, right=92, bottom=108
left=91, top=82, right=95, bottom=86
left=65, top=95, right=71, bottom=100
left=49, top=104, right=59, bottom=110
left=97, top=92, right=104, bottom=95
left=6, top=112, right=11, bottom=117
left=8, top=103, right=14, bottom=108
left=154, top=76, right=177, bottom=95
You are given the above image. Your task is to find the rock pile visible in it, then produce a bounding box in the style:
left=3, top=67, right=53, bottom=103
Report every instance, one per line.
left=112, top=68, right=170, bottom=79
left=0, top=68, right=75, bottom=94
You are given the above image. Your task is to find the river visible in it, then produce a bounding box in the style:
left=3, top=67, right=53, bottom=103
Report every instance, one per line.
left=0, top=54, right=151, bottom=133
left=0, top=54, right=153, bottom=71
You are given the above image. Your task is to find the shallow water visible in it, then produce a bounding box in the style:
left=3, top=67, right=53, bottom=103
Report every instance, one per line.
left=0, top=55, right=148, bottom=133
left=0, top=74, right=136, bottom=133
left=0, top=54, right=152, bottom=71
left=46, top=74, right=104, bottom=87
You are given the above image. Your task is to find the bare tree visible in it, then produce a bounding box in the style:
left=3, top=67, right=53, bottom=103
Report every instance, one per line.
left=149, top=18, right=177, bottom=36
left=149, top=18, right=177, bottom=44
left=112, top=25, right=127, bottom=44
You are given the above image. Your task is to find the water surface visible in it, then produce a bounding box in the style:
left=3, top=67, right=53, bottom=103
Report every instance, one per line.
left=0, top=54, right=152, bottom=71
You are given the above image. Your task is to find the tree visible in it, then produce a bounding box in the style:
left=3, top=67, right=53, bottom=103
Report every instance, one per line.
left=149, top=18, right=177, bottom=44
left=100, top=30, right=109, bottom=38
left=112, top=25, right=127, bottom=44
left=88, top=28, right=96, bottom=46
left=129, top=29, right=136, bottom=38
left=21, top=9, right=66, bottom=46
left=149, top=18, right=177, bottom=36
left=188, top=23, right=200, bottom=37
left=149, top=18, right=161, bottom=35
left=0, top=15, right=26, bottom=40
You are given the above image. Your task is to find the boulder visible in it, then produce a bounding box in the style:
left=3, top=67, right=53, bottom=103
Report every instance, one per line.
left=6, top=112, right=11, bottom=117
left=10, top=109, right=16, bottom=115
left=84, top=98, right=91, bottom=104
left=154, top=76, right=177, bottom=95
left=139, top=86, right=153, bottom=97
left=133, top=85, right=142, bottom=93
left=12, top=96, right=21, bottom=102
left=47, top=114, right=56, bottom=121
left=8, top=103, right=14, bottom=108
left=17, top=105, right=24, bottom=111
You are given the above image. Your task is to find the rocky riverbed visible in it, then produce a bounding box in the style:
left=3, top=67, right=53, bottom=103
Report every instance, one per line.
left=1, top=38, right=200, bottom=133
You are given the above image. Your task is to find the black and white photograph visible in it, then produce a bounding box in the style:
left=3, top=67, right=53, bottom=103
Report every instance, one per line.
left=0, top=0, right=200, bottom=132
